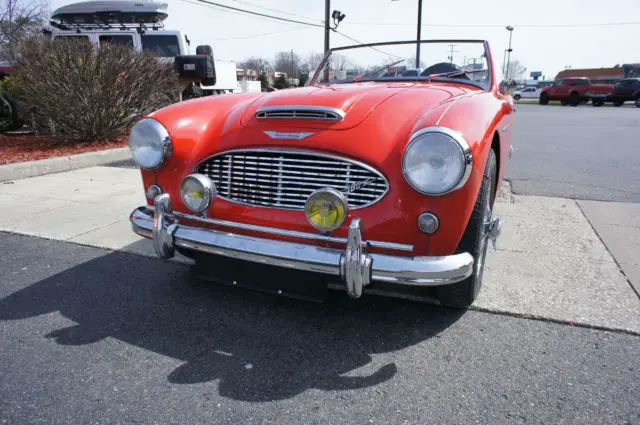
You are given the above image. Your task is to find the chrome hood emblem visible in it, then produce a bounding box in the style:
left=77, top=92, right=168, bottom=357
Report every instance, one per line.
left=264, top=131, right=315, bottom=140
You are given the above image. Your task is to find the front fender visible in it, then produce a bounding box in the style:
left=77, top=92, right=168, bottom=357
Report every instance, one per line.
left=420, top=92, right=513, bottom=256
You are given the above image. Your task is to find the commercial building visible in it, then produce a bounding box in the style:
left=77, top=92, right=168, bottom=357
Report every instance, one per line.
left=554, top=64, right=640, bottom=83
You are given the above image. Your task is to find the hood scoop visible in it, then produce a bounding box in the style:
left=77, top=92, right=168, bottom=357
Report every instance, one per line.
left=255, top=105, right=345, bottom=122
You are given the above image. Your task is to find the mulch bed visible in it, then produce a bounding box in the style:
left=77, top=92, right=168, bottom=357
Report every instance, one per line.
left=0, top=133, right=128, bottom=165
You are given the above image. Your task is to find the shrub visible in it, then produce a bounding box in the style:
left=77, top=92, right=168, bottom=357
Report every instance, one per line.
left=11, top=36, right=180, bottom=142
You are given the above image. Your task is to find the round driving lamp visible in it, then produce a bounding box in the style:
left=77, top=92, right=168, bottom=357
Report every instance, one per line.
left=180, top=174, right=217, bottom=213
left=305, top=188, right=348, bottom=233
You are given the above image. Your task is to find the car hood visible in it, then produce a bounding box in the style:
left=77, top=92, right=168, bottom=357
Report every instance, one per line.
left=239, top=82, right=462, bottom=130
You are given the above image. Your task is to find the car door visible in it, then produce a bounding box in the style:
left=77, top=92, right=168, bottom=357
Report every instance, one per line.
left=620, top=80, right=636, bottom=100
left=524, top=87, right=537, bottom=99
left=632, top=80, right=640, bottom=99
left=547, top=80, right=564, bottom=99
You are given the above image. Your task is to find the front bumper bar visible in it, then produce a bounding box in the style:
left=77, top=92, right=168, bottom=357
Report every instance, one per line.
left=130, top=194, right=474, bottom=299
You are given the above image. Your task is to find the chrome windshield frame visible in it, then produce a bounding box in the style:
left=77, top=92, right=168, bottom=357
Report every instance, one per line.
left=308, top=39, right=493, bottom=91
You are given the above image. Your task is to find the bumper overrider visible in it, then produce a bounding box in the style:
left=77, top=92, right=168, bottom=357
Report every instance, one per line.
left=129, top=194, right=475, bottom=299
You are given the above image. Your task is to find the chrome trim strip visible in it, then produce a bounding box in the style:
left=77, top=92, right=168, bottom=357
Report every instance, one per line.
left=256, top=105, right=345, bottom=121
left=401, top=126, right=473, bottom=196
left=193, top=148, right=390, bottom=211
left=172, top=210, right=414, bottom=252
left=131, top=201, right=474, bottom=295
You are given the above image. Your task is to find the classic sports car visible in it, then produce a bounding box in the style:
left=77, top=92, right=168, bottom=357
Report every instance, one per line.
left=129, top=39, right=514, bottom=308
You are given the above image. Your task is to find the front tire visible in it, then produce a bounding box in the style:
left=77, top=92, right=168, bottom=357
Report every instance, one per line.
left=569, top=91, right=579, bottom=106
left=513, top=94, right=521, bottom=101
left=435, top=149, right=497, bottom=308
left=539, top=93, right=549, bottom=105
left=635, top=97, right=640, bottom=108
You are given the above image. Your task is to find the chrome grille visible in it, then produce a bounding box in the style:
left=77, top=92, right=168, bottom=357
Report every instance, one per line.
left=197, top=150, right=389, bottom=210
left=255, top=106, right=344, bottom=122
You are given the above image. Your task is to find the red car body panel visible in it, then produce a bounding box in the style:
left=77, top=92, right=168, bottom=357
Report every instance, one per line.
left=139, top=45, right=513, bottom=258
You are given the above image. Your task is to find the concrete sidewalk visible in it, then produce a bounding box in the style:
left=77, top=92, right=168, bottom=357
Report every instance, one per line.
left=1, top=166, right=639, bottom=333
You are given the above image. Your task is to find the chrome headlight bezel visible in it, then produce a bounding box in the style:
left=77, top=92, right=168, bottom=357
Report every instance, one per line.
left=128, top=118, right=172, bottom=170
left=180, top=174, right=217, bottom=213
left=401, top=126, right=473, bottom=196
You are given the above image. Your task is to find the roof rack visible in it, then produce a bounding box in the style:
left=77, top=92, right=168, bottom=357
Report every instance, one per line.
left=50, top=1, right=168, bottom=32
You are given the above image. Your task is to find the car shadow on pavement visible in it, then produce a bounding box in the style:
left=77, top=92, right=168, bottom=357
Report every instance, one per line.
left=0, top=246, right=465, bottom=402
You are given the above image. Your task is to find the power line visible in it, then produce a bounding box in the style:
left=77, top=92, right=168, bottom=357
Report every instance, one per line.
left=226, top=0, right=320, bottom=23
left=186, top=0, right=324, bottom=28
left=347, top=21, right=640, bottom=28
left=332, top=30, right=404, bottom=59
left=214, top=27, right=316, bottom=41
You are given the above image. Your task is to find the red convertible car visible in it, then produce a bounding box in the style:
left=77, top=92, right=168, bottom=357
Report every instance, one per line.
left=129, top=39, right=514, bottom=308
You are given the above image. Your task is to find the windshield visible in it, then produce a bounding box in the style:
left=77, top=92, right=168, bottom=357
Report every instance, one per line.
left=311, top=40, right=491, bottom=90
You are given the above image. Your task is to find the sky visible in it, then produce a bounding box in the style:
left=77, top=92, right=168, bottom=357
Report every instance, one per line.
left=48, top=0, right=640, bottom=80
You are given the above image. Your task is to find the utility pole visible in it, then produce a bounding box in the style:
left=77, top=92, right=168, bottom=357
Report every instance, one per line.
left=505, top=26, right=514, bottom=79
left=415, top=0, right=423, bottom=68
left=447, top=44, right=457, bottom=63
left=291, top=49, right=294, bottom=83
left=324, top=0, right=330, bottom=53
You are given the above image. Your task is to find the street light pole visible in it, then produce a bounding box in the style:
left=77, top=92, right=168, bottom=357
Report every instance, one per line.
left=324, top=0, right=330, bottom=53
left=505, top=26, right=514, bottom=79
left=415, top=0, right=422, bottom=68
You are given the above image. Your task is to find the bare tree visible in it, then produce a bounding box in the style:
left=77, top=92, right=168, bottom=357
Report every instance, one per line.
left=506, top=59, right=527, bottom=80
left=300, top=51, right=324, bottom=74
left=0, top=0, right=49, bottom=60
left=238, top=56, right=271, bottom=75
left=273, top=50, right=301, bottom=76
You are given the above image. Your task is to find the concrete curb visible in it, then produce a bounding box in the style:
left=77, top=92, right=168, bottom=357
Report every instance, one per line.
left=0, top=147, right=131, bottom=182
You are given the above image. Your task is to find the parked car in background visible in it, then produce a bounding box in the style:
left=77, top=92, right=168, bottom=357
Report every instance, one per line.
left=128, top=39, right=514, bottom=308
left=512, top=86, right=539, bottom=101
left=539, top=77, right=613, bottom=106
left=607, top=78, right=640, bottom=107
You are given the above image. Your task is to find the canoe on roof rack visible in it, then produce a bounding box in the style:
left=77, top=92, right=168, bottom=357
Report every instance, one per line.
left=51, top=0, right=168, bottom=26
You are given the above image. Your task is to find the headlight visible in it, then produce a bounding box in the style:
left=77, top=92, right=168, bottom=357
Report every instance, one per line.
left=181, top=174, right=217, bottom=213
left=402, top=127, right=472, bottom=195
left=128, top=118, right=172, bottom=169
left=305, top=188, right=348, bottom=233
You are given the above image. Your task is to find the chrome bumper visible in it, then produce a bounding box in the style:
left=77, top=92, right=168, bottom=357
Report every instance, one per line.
left=130, top=194, right=474, bottom=299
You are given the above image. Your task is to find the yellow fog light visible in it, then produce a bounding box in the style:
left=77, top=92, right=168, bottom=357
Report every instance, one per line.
left=305, top=188, right=348, bottom=233
left=180, top=174, right=216, bottom=213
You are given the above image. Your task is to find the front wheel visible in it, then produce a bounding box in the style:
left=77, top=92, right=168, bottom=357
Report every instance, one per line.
left=513, top=94, right=521, bottom=101
left=635, top=97, right=640, bottom=108
left=435, top=149, right=498, bottom=308
left=569, top=91, right=579, bottom=106
left=539, top=93, right=549, bottom=105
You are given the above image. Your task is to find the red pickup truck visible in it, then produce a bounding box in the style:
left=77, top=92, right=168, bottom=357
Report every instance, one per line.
left=539, top=77, right=613, bottom=106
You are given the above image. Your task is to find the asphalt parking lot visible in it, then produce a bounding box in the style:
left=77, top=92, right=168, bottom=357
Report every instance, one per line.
left=1, top=104, right=639, bottom=424
left=507, top=103, right=640, bottom=202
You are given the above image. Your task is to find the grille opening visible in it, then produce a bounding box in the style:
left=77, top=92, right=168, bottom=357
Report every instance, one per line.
left=197, top=150, right=388, bottom=210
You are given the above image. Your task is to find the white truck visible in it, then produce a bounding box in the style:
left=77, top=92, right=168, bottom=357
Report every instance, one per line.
left=47, top=0, right=242, bottom=99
